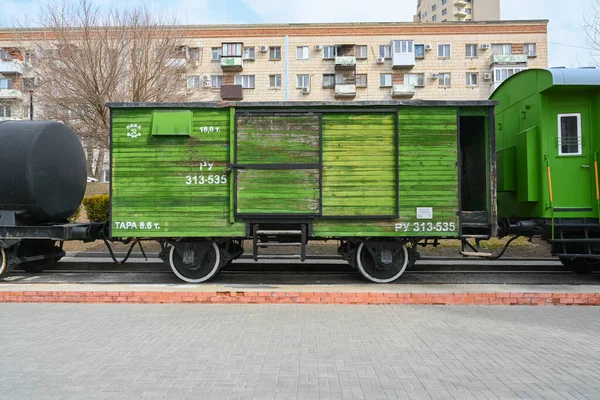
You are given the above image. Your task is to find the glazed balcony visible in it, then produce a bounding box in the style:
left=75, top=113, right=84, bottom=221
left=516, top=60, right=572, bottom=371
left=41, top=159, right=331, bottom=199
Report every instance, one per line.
left=335, top=56, right=356, bottom=70
left=0, top=88, right=24, bottom=100
left=0, top=59, right=24, bottom=74
left=334, top=83, right=356, bottom=98
left=454, top=0, right=468, bottom=6
left=221, top=56, right=243, bottom=71
left=489, top=54, right=528, bottom=66
left=391, top=84, right=415, bottom=98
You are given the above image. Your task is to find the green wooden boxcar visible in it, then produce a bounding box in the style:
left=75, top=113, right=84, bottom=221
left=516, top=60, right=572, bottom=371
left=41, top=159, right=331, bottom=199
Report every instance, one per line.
left=491, top=68, right=600, bottom=272
left=108, top=101, right=496, bottom=283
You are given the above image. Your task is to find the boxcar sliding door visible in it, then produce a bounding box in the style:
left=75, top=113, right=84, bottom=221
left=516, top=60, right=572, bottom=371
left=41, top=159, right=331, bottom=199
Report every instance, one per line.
left=234, top=113, right=322, bottom=217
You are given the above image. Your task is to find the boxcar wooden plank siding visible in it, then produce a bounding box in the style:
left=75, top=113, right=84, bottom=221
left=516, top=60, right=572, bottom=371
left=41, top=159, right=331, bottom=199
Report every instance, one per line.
left=111, top=105, right=474, bottom=239
left=111, top=109, right=244, bottom=237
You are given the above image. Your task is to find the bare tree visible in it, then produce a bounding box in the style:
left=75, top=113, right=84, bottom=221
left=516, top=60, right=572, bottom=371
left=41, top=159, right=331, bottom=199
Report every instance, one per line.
left=14, top=0, right=193, bottom=178
left=584, top=0, right=600, bottom=66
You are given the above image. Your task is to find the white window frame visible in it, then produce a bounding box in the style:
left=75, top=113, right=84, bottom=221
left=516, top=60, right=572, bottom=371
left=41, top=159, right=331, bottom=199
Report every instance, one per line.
left=491, top=44, right=512, bottom=55
left=187, top=76, right=201, bottom=89
left=379, top=45, right=391, bottom=59
left=355, top=45, right=368, bottom=59
left=222, top=43, right=242, bottom=57
left=525, top=43, right=537, bottom=57
left=243, top=47, right=255, bottom=60
left=211, top=47, right=222, bottom=61
left=269, top=46, right=281, bottom=60
left=323, top=46, right=336, bottom=59
left=322, top=74, right=335, bottom=88
left=355, top=74, right=368, bottom=88
left=380, top=73, right=392, bottom=87
left=269, top=74, right=282, bottom=89
left=297, top=46, right=309, bottom=60
left=0, top=105, right=11, bottom=118
left=297, top=74, right=310, bottom=89
left=466, top=72, right=478, bottom=86
left=558, top=113, right=582, bottom=156
left=0, top=78, right=13, bottom=89
left=465, top=44, right=478, bottom=58
left=234, top=75, right=255, bottom=89
left=439, top=73, right=451, bottom=87
left=211, top=75, right=223, bottom=89
left=405, top=73, right=424, bottom=87
left=438, top=44, right=451, bottom=58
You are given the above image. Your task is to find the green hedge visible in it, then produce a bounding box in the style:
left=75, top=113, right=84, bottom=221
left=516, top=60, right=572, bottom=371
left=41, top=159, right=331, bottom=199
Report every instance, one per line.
left=82, top=194, right=110, bottom=222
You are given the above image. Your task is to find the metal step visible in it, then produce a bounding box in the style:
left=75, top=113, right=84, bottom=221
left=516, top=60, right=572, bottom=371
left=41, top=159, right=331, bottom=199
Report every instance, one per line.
left=256, top=230, right=302, bottom=235
left=257, top=243, right=302, bottom=247
left=256, top=255, right=303, bottom=259
left=461, top=251, right=494, bottom=258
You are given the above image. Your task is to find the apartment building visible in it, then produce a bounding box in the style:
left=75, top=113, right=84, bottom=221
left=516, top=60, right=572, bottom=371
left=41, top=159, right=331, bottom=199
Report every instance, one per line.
left=0, top=20, right=547, bottom=122
left=415, top=0, right=500, bottom=22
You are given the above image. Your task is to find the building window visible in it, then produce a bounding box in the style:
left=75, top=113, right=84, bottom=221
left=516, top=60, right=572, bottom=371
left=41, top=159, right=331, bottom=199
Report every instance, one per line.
left=423, top=11, right=427, bottom=18
left=0, top=50, right=13, bottom=60
left=234, top=75, right=255, bottom=89
left=269, top=74, right=282, bottom=89
left=466, top=8, right=472, bottom=14
left=394, top=40, right=414, bottom=54
left=355, top=74, right=367, bottom=87
left=269, top=46, right=281, bottom=60
left=187, top=76, right=201, bottom=89
left=323, top=74, right=335, bottom=88
left=432, top=15, right=437, bottom=22
left=439, top=73, right=451, bottom=87
left=188, top=47, right=200, bottom=61
left=356, top=45, right=368, bottom=59
left=243, top=47, right=255, bottom=60
left=0, top=105, right=11, bottom=118
left=0, top=78, right=12, bottom=89
left=297, top=74, right=310, bottom=89
left=415, top=44, right=425, bottom=58
left=491, top=44, right=512, bottom=55
left=211, top=47, right=222, bottom=61
left=297, top=46, right=309, bottom=60
left=466, top=72, right=479, bottom=86
left=558, top=114, right=582, bottom=156
left=465, top=44, right=478, bottom=58
left=524, top=43, right=537, bottom=57
left=323, top=46, right=336, bottom=59
left=211, top=75, right=223, bottom=89
left=438, top=44, right=451, bottom=58
left=405, top=73, right=425, bottom=87
left=379, top=45, right=391, bottom=59
left=441, top=8, right=447, bottom=16
left=493, top=67, right=525, bottom=83
left=432, top=4, right=436, bottom=11
left=441, top=0, right=446, bottom=4
left=380, top=73, right=392, bottom=87
left=222, top=43, right=242, bottom=57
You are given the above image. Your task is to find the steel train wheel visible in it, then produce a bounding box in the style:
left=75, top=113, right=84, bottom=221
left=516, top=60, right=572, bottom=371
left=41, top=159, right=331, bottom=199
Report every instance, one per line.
left=0, top=248, right=8, bottom=279
left=168, top=242, right=221, bottom=283
left=559, top=257, right=597, bottom=274
left=355, top=242, right=410, bottom=283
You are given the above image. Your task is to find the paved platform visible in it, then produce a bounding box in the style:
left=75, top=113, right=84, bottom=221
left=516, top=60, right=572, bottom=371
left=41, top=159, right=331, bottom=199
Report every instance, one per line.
left=1, top=282, right=599, bottom=305
left=1, top=304, right=600, bottom=399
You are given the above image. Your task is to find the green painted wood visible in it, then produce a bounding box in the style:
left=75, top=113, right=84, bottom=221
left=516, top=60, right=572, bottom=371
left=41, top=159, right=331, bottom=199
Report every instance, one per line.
left=235, top=115, right=321, bottom=215
left=321, top=113, right=396, bottom=217
left=111, top=108, right=245, bottom=237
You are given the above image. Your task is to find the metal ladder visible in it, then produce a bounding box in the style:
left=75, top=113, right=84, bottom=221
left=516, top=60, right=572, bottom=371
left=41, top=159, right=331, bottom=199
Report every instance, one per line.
left=251, top=223, right=308, bottom=262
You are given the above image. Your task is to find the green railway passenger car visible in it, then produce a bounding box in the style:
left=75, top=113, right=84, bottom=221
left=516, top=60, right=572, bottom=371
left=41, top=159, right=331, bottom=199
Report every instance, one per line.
left=492, top=68, right=600, bottom=272
left=108, top=101, right=496, bottom=283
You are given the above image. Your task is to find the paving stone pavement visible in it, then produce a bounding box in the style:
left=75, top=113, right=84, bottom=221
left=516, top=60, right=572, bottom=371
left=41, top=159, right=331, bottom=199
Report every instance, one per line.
left=1, top=304, right=600, bottom=400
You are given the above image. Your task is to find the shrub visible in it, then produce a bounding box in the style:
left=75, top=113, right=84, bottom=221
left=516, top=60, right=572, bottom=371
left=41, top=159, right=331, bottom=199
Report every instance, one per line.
left=82, top=194, right=110, bottom=222
left=68, top=204, right=83, bottom=223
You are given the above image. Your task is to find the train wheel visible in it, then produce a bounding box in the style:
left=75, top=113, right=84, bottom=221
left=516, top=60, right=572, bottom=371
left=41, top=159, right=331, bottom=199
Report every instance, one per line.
left=0, top=248, right=8, bottom=279
left=355, top=241, right=410, bottom=283
left=559, top=257, right=597, bottom=274
left=169, top=242, right=221, bottom=283
left=18, top=240, right=61, bottom=273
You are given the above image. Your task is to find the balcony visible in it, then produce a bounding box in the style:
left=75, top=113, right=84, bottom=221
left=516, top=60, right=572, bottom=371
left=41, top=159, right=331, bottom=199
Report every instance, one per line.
left=0, top=89, right=23, bottom=100
left=0, top=59, right=24, bottom=74
left=392, top=53, right=415, bottom=69
left=335, top=83, right=356, bottom=98
left=221, top=84, right=243, bottom=100
left=391, top=84, right=415, bottom=98
left=221, top=56, right=243, bottom=71
left=490, top=54, right=528, bottom=66
left=166, top=58, right=187, bottom=69
left=335, top=56, right=356, bottom=70
left=454, top=8, right=468, bottom=18
left=454, top=0, right=468, bottom=6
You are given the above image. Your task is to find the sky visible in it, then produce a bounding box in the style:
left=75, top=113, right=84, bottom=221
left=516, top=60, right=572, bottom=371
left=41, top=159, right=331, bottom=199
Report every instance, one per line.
left=0, top=0, right=596, bottom=67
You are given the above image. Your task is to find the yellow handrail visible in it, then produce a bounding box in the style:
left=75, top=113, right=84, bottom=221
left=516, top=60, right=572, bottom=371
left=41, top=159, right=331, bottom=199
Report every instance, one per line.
left=544, top=155, right=554, bottom=240
left=595, top=151, right=600, bottom=225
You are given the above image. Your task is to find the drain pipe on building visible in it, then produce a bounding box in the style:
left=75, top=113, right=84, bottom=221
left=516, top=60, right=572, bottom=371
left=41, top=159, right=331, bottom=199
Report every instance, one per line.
left=285, top=35, right=289, bottom=101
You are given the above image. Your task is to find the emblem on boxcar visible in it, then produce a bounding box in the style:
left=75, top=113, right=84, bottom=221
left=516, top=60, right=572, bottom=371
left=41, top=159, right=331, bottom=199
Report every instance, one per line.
left=126, top=124, right=142, bottom=138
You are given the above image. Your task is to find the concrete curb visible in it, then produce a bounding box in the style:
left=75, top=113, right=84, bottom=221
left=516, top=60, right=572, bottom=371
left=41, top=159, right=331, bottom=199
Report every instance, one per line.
left=1, top=290, right=599, bottom=306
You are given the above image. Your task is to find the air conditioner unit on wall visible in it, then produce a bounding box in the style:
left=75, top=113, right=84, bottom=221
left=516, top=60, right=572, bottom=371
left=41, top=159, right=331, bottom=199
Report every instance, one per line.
left=425, top=44, right=433, bottom=51
left=202, top=74, right=210, bottom=81
left=203, top=81, right=212, bottom=88
left=481, top=44, right=491, bottom=50
left=197, top=42, right=204, bottom=48
left=314, top=44, right=323, bottom=51
left=376, top=57, right=385, bottom=64
left=302, top=87, right=310, bottom=94
left=430, top=72, right=439, bottom=79
left=483, top=73, right=492, bottom=80
left=259, top=45, right=268, bottom=52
